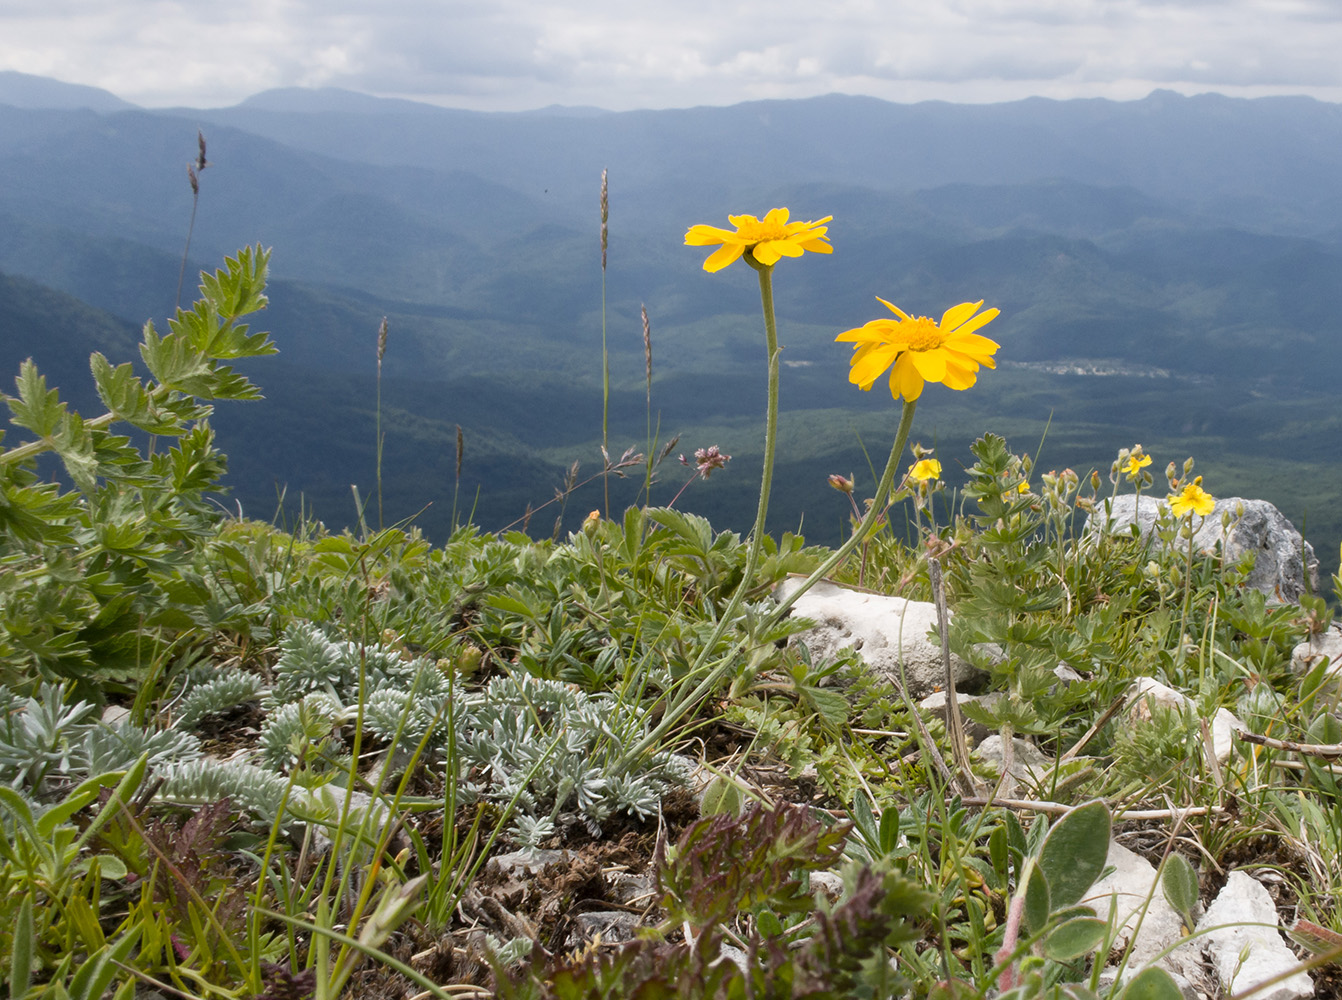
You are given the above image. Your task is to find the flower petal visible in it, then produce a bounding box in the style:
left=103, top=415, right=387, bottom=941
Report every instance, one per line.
left=876, top=297, right=913, bottom=321
left=849, top=343, right=900, bottom=387
left=946, top=307, right=1000, bottom=339
left=684, top=224, right=738, bottom=246
left=944, top=331, right=1000, bottom=360
left=836, top=320, right=897, bottom=343
left=890, top=355, right=924, bottom=401
left=702, top=243, right=746, bottom=272
left=939, top=301, right=984, bottom=332
left=908, top=348, right=948, bottom=382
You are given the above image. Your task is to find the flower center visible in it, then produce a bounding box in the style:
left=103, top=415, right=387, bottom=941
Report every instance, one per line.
left=903, top=317, right=944, bottom=351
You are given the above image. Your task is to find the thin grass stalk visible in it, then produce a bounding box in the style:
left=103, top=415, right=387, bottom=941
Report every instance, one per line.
left=452, top=424, right=464, bottom=529
left=642, top=304, right=654, bottom=502
left=600, top=168, right=610, bottom=517
left=376, top=317, right=388, bottom=531
left=175, top=131, right=209, bottom=311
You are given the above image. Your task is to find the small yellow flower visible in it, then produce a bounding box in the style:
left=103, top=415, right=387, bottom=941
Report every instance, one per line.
left=828, top=474, right=855, bottom=493
left=909, top=459, right=942, bottom=482
left=1168, top=477, right=1215, bottom=517
left=1123, top=451, right=1152, bottom=476
left=836, top=298, right=1000, bottom=401
left=685, top=208, right=833, bottom=273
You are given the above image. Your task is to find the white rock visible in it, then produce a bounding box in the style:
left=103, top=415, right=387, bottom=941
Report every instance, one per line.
left=809, top=870, right=845, bottom=902
left=973, top=735, right=1054, bottom=790
left=1196, top=871, right=1313, bottom=1000
left=1129, top=678, right=1241, bottom=765
left=774, top=579, right=982, bottom=699
left=487, top=848, right=573, bottom=876
left=1086, top=839, right=1195, bottom=978
left=1086, top=495, right=1317, bottom=603
left=919, top=691, right=1001, bottom=744
left=1291, top=623, right=1342, bottom=703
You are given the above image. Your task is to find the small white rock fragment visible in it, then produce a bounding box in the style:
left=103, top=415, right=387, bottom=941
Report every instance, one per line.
left=1196, top=871, right=1313, bottom=1000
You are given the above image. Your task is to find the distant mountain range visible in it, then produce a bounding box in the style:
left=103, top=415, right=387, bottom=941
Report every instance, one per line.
left=1, top=71, right=1339, bottom=575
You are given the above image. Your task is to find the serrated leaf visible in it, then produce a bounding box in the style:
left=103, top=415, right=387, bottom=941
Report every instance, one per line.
left=1120, top=966, right=1183, bottom=1000
left=1039, top=800, right=1110, bottom=909
left=1161, top=853, right=1199, bottom=922
left=50, top=412, right=98, bottom=493
left=7, top=360, right=66, bottom=437
left=1043, top=917, right=1108, bottom=961
left=802, top=685, right=849, bottom=726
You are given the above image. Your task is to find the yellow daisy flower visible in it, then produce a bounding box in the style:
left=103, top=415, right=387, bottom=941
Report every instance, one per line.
left=1168, top=477, right=1215, bottom=517
left=836, top=298, right=1000, bottom=402
left=685, top=208, right=833, bottom=273
left=909, top=459, right=942, bottom=482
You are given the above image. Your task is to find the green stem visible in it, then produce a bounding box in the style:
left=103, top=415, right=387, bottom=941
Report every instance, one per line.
left=689, top=259, right=781, bottom=666
left=1, top=411, right=119, bottom=466
left=622, top=260, right=783, bottom=767
left=765, top=398, right=918, bottom=628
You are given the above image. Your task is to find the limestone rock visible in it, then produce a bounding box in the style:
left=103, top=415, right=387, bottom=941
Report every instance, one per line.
left=1197, top=871, right=1313, bottom=1000
left=919, top=690, right=1001, bottom=745
left=1086, top=495, right=1318, bottom=602
left=973, top=735, right=1054, bottom=789
left=1291, top=622, right=1342, bottom=703
left=774, top=579, right=982, bottom=699
left=1086, top=839, right=1196, bottom=978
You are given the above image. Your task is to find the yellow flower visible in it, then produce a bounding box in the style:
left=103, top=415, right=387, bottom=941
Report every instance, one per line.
left=836, top=298, right=1000, bottom=401
left=1123, top=452, right=1152, bottom=476
left=685, top=208, right=833, bottom=273
left=1168, top=477, right=1215, bottom=517
left=909, top=459, right=942, bottom=482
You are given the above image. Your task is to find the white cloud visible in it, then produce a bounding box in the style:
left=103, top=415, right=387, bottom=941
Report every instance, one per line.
left=0, top=0, right=1340, bottom=110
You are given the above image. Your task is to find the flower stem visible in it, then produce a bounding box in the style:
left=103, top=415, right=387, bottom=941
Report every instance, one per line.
left=766, top=397, right=918, bottom=627
left=686, top=259, right=780, bottom=670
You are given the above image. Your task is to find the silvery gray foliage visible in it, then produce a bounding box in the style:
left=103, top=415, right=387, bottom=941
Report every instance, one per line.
left=258, top=693, right=345, bottom=771
left=161, top=622, right=689, bottom=841
left=172, top=668, right=266, bottom=731
left=157, top=758, right=291, bottom=820
left=0, top=682, right=202, bottom=799
left=76, top=719, right=201, bottom=775
left=266, top=621, right=439, bottom=708
left=455, top=672, right=688, bottom=841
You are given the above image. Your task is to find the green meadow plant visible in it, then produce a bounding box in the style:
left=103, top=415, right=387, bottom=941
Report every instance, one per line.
left=0, top=245, right=276, bottom=701
left=2, top=175, right=1340, bottom=1000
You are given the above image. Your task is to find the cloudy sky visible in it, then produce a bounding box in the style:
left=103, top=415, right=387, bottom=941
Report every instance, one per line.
left=3, top=0, right=1341, bottom=111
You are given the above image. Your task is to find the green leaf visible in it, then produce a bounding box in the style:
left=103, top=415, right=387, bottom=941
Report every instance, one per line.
left=9, top=897, right=33, bottom=1000
left=989, top=824, right=1009, bottom=888
left=802, top=685, right=849, bottom=727
left=1039, top=800, right=1110, bottom=909
left=7, top=361, right=66, bottom=437
left=756, top=908, right=784, bottom=937
left=65, top=927, right=139, bottom=1000
left=1042, top=917, right=1108, bottom=961
left=879, top=805, right=901, bottom=856
left=1160, top=853, right=1199, bottom=924
left=1120, top=966, right=1184, bottom=1000
left=1024, top=860, right=1051, bottom=936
